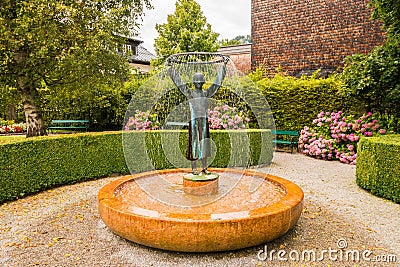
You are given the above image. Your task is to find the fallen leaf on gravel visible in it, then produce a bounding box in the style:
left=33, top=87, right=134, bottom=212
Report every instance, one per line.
left=53, top=236, right=64, bottom=242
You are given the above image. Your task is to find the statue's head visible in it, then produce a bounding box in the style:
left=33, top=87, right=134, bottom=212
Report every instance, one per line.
left=192, top=73, right=205, bottom=88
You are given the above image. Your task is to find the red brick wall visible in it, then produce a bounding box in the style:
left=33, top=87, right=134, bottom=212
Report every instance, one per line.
left=251, top=0, right=385, bottom=76
left=229, top=53, right=252, bottom=74
left=219, top=44, right=252, bottom=74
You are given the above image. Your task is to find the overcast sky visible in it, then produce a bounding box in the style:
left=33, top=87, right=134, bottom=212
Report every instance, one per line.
left=137, top=0, right=251, bottom=54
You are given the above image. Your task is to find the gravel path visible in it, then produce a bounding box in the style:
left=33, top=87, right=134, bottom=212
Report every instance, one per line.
left=1, top=152, right=399, bottom=267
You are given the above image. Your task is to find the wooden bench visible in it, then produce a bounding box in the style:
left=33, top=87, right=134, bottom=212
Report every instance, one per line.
left=272, top=130, right=299, bottom=153
left=48, top=120, right=89, bottom=132
left=163, top=121, right=189, bottom=129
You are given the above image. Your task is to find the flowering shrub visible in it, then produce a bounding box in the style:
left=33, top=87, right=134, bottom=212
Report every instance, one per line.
left=208, top=105, right=250, bottom=130
left=298, top=111, right=387, bottom=165
left=124, top=111, right=161, bottom=131
left=0, top=119, right=26, bottom=134
left=125, top=105, right=250, bottom=131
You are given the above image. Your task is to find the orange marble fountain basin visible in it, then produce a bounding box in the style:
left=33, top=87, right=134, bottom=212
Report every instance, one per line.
left=98, top=168, right=304, bottom=252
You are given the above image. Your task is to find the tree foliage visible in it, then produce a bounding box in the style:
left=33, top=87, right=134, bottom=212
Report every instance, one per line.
left=219, top=39, right=241, bottom=47
left=219, top=35, right=252, bottom=47
left=0, top=0, right=151, bottom=136
left=341, top=0, right=400, bottom=132
left=0, top=86, right=22, bottom=121
left=341, top=40, right=400, bottom=132
left=370, top=0, right=400, bottom=37
left=152, top=0, right=219, bottom=66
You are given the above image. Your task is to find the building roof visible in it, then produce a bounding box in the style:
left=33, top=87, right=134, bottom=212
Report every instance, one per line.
left=218, top=44, right=252, bottom=55
left=129, top=45, right=156, bottom=65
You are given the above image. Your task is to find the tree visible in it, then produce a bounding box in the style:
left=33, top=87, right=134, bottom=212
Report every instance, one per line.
left=233, top=35, right=252, bottom=44
left=0, top=86, right=21, bottom=120
left=0, top=0, right=151, bottom=137
left=219, top=38, right=241, bottom=47
left=152, top=0, right=219, bottom=66
left=341, top=0, right=400, bottom=132
left=341, top=39, right=400, bottom=132
left=370, top=0, right=400, bottom=37
left=219, top=35, right=252, bottom=47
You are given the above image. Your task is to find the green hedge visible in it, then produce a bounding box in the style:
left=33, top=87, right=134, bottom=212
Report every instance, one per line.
left=356, top=135, right=400, bottom=203
left=0, top=130, right=272, bottom=203
left=256, top=74, right=363, bottom=131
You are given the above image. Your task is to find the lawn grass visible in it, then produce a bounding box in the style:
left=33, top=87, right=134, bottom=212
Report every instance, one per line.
left=0, top=131, right=118, bottom=145
left=0, top=135, right=27, bottom=145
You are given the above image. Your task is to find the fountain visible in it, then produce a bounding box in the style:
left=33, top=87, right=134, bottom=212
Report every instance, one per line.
left=98, top=53, right=303, bottom=252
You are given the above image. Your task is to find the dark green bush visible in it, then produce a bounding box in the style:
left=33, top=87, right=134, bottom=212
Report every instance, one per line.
left=340, top=39, right=400, bottom=133
left=0, top=132, right=128, bottom=203
left=356, top=135, right=400, bottom=203
left=256, top=73, right=363, bottom=131
left=0, top=129, right=272, bottom=203
left=339, top=0, right=400, bottom=133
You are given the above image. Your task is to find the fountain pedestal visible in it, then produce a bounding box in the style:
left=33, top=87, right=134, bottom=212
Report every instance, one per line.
left=182, top=173, right=219, bottom=195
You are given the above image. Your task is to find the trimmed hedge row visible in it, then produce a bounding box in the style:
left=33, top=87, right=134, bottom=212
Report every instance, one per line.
left=0, top=130, right=272, bottom=203
left=356, top=135, right=400, bottom=203
left=256, top=74, right=363, bottom=131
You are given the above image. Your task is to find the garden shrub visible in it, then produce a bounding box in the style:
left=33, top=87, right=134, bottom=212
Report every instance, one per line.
left=0, top=129, right=272, bottom=203
left=0, top=132, right=128, bottom=203
left=207, top=105, right=250, bottom=130
left=299, top=111, right=387, bottom=164
left=125, top=105, right=251, bottom=131
left=256, top=73, right=363, bottom=131
left=356, top=135, right=400, bottom=203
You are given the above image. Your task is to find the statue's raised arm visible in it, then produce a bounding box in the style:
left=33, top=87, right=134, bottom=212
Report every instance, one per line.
left=167, top=66, right=191, bottom=98
left=206, top=56, right=229, bottom=97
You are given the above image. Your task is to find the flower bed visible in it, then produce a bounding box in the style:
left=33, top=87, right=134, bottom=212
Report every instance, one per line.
left=208, top=105, right=250, bottom=130
left=124, top=110, right=161, bottom=130
left=298, top=111, right=387, bottom=165
left=124, top=105, right=250, bottom=131
left=0, top=119, right=26, bottom=134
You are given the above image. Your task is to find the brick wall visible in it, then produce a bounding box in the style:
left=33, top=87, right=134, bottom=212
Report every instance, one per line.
left=219, top=44, right=252, bottom=74
left=229, top=53, right=252, bottom=74
left=251, top=0, right=385, bottom=76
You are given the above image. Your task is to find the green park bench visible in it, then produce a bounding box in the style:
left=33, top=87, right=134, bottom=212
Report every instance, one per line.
left=271, top=130, right=299, bottom=153
left=48, top=120, right=89, bottom=132
left=163, top=121, right=189, bottom=129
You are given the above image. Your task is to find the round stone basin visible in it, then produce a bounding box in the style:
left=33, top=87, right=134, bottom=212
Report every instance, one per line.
left=98, top=168, right=304, bottom=252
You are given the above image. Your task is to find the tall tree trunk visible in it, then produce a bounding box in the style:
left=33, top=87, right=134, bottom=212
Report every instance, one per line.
left=14, top=51, right=47, bottom=137
left=17, top=77, right=47, bottom=137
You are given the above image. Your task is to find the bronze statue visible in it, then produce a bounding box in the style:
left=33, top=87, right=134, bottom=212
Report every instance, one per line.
left=168, top=58, right=228, bottom=175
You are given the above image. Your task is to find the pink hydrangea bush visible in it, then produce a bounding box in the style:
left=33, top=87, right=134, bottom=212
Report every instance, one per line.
left=208, top=105, right=250, bottom=130
left=298, top=111, right=387, bottom=165
left=125, top=105, right=249, bottom=131
left=124, top=110, right=161, bottom=131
